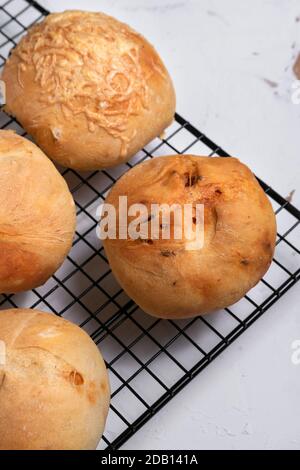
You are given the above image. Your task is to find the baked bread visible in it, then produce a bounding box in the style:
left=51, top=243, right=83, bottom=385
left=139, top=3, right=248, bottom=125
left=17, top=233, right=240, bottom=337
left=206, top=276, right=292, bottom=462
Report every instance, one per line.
left=103, top=155, right=277, bottom=319
left=1, top=10, right=176, bottom=171
left=0, top=308, right=110, bottom=450
left=0, top=130, right=76, bottom=293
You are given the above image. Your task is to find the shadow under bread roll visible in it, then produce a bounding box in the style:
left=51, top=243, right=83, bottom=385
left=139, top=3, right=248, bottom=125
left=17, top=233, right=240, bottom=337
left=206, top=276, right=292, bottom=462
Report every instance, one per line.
left=0, top=130, right=76, bottom=293
left=0, top=308, right=110, bottom=450
left=103, top=155, right=277, bottom=319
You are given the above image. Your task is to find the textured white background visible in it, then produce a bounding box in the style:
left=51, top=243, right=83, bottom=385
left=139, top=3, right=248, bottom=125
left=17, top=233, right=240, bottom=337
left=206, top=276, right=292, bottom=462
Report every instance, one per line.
left=39, top=0, right=300, bottom=450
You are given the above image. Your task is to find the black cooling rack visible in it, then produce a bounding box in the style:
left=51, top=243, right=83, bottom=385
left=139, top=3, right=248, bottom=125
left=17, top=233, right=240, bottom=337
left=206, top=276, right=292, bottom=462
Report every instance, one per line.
left=0, top=0, right=299, bottom=450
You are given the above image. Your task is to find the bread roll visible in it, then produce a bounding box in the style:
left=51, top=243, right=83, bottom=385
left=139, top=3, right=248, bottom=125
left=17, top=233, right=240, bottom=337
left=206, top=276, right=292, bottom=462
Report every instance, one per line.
left=0, top=130, right=76, bottom=293
left=0, top=309, right=110, bottom=450
left=103, top=155, right=277, bottom=319
left=1, top=10, right=176, bottom=171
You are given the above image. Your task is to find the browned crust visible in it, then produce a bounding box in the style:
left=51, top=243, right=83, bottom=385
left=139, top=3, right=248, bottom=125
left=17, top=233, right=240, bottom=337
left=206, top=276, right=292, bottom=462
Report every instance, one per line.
left=1, top=10, right=176, bottom=170
left=103, top=155, right=277, bottom=319
left=0, top=309, right=110, bottom=450
left=0, top=130, right=76, bottom=293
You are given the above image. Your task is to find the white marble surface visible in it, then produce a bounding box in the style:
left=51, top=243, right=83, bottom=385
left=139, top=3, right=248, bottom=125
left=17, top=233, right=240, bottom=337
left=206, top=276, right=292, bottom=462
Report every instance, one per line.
left=38, top=0, right=300, bottom=450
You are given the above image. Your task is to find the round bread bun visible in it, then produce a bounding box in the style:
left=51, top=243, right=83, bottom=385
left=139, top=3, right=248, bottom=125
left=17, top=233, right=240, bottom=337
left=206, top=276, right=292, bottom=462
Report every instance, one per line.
left=0, top=130, right=76, bottom=293
left=103, top=155, right=277, bottom=319
left=1, top=10, right=176, bottom=171
left=0, top=308, right=110, bottom=450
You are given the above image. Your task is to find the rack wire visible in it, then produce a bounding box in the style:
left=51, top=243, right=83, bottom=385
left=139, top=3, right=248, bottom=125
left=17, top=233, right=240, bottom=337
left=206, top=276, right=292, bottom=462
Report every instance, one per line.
left=0, top=0, right=299, bottom=450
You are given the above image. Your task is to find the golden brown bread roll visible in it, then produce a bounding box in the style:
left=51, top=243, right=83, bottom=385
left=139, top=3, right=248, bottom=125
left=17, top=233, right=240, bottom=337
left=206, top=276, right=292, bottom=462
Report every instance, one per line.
left=1, top=10, right=176, bottom=171
left=0, top=130, right=76, bottom=293
left=0, top=309, right=110, bottom=450
left=103, top=155, right=277, bottom=319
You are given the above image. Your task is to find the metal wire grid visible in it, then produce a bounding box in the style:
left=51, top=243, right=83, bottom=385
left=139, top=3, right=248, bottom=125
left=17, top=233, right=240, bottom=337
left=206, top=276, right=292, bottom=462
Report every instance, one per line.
left=0, top=0, right=299, bottom=450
